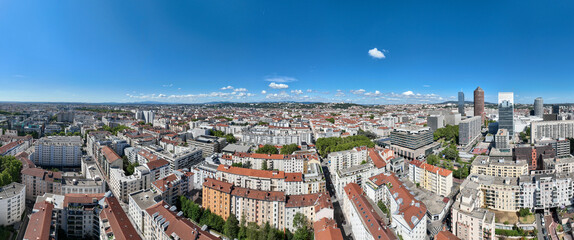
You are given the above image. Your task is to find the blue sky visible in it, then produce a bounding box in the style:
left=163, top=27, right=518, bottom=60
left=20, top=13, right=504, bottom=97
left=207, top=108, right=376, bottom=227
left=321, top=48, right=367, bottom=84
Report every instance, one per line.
left=1, top=1, right=573, bottom=104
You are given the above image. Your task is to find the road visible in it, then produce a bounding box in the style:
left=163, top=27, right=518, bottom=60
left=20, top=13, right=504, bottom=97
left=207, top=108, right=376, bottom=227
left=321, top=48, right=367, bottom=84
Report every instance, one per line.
left=321, top=160, right=353, bottom=240
left=536, top=213, right=548, bottom=240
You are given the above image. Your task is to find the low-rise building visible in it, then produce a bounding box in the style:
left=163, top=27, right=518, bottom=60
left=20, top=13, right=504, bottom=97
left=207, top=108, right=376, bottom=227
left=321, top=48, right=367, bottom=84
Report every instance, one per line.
left=408, top=160, right=453, bottom=196
left=144, top=201, right=218, bottom=240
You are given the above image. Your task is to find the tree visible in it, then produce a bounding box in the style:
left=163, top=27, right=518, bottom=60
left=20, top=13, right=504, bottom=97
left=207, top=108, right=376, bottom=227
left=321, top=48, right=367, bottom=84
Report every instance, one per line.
left=325, top=118, right=335, bottom=124
left=256, top=144, right=279, bottom=154
left=427, top=154, right=440, bottom=166
left=292, top=213, right=313, bottom=240
left=224, top=214, right=240, bottom=238
left=280, top=144, right=299, bottom=155
left=238, top=215, right=247, bottom=240
left=315, top=135, right=375, bottom=158
left=358, top=129, right=378, bottom=139
left=518, top=208, right=531, bottom=217
left=261, top=161, right=268, bottom=170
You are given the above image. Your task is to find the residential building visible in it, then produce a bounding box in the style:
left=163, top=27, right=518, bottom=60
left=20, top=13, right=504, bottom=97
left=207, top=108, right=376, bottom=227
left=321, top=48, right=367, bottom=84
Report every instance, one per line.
left=513, top=144, right=555, bottom=171
left=97, top=146, right=123, bottom=180
left=519, top=173, right=573, bottom=211
left=128, top=190, right=160, bottom=236
left=459, top=116, right=482, bottom=147
left=0, top=183, right=25, bottom=226
left=23, top=201, right=57, bottom=240
left=342, top=183, right=397, bottom=240
left=202, top=178, right=233, bottom=220
left=188, top=135, right=227, bottom=157
left=531, top=120, right=574, bottom=143
left=495, top=129, right=509, bottom=149
left=313, top=217, right=344, bottom=240
left=144, top=201, right=218, bottom=240
left=470, top=156, right=528, bottom=177
left=451, top=177, right=495, bottom=240
left=408, top=160, right=453, bottom=196
left=32, top=136, right=82, bottom=167
left=151, top=170, right=194, bottom=206
left=98, top=195, right=142, bottom=240
left=109, top=166, right=152, bottom=203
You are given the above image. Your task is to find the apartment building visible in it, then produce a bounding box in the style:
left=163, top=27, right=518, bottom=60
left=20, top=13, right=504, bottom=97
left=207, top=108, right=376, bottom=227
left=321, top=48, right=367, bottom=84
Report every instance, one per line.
left=328, top=146, right=369, bottom=174
left=475, top=174, right=520, bottom=212
left=451, top=177, right=495, bottom=240
left=188, top=135, right=227, bottom=157
left=21, top=168, right=62, bottom=200
left=32, top=136, right=82, bottom=167
left=0, top=183, right=25, bottom=226
left=519, top=173, right=573, bottom=210
left=97, top=146, right=123, bottom=180
left=470, top=156, right=528, bottom=178
left=0, top=140, right=27, bottom=156
left=144, top=201, right=218, bottom=240
left=221, top=152, right=307, bottom=173
left=109, top=166, right=153, bottom=203
left=362, top=173, right=427, bottom=240
left=531, top=120, right=574, bottom=143
left=98, top=196, right=141, bottom=240
left=459, top=116, right=482, bottom=147
left=216, top=164, right=325, bottom=194
left=202, top=178, right=233, bottom=220
left=408, top=160, right=453, bottom=196
left=230, top=186, right=286, bottom=230
left=342, top=183, right=397, bottom=240
left=151, top=170, right=194, bottom=206
left=128, top=190, right=160, bottom=236
left=23, top=201, right=57, bottom=240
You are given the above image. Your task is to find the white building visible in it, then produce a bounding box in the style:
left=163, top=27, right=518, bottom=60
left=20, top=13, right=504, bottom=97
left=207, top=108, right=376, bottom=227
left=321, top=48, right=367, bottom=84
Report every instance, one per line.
left=109, top=165, right=152, bottom=202
left=0, top=183, right=25, bottom=226
left=451, top=177, right=496, bottom=240
left=32, top=136, right=82, bottom=167
left=531, top=120, right=574, bottom=143
left=408, top=160, right=453, bottom=197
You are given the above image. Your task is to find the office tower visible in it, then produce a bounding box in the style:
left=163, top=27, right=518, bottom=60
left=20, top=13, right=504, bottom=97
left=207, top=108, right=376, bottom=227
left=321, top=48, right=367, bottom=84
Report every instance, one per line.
left=498, top=92, right=514, bottom=139
left=427, top=115, right=444, bottom=132
left=458, top=91, right=465, bottom=115
left=534, top=97, right=543, bottom=117
left=474, top=87, right=485, bottom=125
left=553, top=104, right=560, bottom=114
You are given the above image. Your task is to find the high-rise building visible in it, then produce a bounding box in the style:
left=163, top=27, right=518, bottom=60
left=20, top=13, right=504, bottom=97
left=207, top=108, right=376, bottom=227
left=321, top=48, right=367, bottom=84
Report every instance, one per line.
left=458, top=91, right=465, bottom=115
left=32, top=136, right=82, bottom=167
left=498, top=92, right=514, bottom=139
left=552, top=104, right=560, bottom=114
left=474, top=87, right=485, bottom=125
left=459, top=116, right=482, bottom=146
left=534, top=97, right=543, bottom=117
left=143, top=110, right=154, bottom=124
left=427, top=115, right=444, bottom=132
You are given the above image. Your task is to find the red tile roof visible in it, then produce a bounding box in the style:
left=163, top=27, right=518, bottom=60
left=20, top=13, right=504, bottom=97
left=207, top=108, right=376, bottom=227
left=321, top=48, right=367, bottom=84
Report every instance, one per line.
left=286, top=193, right=319, bottom=208
left=21, top=168, right=62, bottom=182
left=367, top=172, right=427, bottom=229
left=217, top=164, right=285, bottom=179
left=368, top=148, right=387, bottom=168
left=435, top=230, right=461, bottom=240
left=146, top=201, right=219, bottom=240
left=203, top=178, right=233, bottom=194
left=313, top=217, right=344, bottom=240
left=231, top=186, right=285, bottom=202
left=24, top=201, right=55, bottom=240
left=146, top=159, right=170, bottom=170
left=63, top=193, right=105, bottom=207
left=314, top=192, right=334, bottom=213
left=99, top=196, right=141, bottom=240
left=0, top=140, right=22, bottom=155
left=410, top=160, right=452, bottom=177
left=284, top=172, right=303, bottom=182
left=101, top=146, right=121, bottom=163
left=343, top=183, right=397, bottom=240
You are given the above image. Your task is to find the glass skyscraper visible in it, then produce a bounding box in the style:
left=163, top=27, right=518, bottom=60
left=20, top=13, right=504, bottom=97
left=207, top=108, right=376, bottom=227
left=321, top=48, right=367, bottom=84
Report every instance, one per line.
left=498, top=92, right=514, bottom=139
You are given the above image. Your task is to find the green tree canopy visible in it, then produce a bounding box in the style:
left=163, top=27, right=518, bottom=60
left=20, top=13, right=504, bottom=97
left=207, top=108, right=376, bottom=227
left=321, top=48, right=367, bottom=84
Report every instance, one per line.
left=256, top=144, right=279, bottom=154
left=280, top=144, right=299, bottom=155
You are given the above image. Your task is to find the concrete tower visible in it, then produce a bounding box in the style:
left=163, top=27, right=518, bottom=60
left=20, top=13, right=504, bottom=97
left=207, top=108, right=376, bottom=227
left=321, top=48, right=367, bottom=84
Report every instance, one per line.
left=474, top=87, right=485, bottom=125
left=534, top=97, right=543, bottom=117
left=458, top=91, right=465, bottom=115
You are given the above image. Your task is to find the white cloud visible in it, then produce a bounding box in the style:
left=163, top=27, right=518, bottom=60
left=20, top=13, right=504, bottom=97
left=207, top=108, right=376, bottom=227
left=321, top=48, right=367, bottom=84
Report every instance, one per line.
left=221, top=86, right=234, bottom=90
left=351, top=89, right=366, bottom=95
left=234, top=88, right=247, bottom=92
left=306, top=89, right=313, bottom=93
left=402, top=91, right=415, bottom=96
left=264, top=75, right=297, bottom=83
left=368, top=48, right=386, bottom=59
left=269, top=82, right=289, bottom=89
left=335, top=90, right=346, bottom=97
left=291, top=89, right=303, bottom=95
left=261, top=90, right=267, bottom=94
left=365, top=90, right=382, bottom=97
left=423, top=85, right=431, bottom=88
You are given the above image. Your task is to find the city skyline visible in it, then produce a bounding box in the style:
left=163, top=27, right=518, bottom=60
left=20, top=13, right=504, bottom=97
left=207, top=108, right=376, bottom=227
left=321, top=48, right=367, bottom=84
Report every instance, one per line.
left=1, top=1, right=574, bottom=104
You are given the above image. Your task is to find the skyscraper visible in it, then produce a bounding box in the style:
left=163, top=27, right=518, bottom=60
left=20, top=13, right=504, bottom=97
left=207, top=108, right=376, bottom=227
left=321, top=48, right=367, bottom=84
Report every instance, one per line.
left=474, top=87, right=484, bottom=124
left=552, top=104, right=560, bottom=114
left=498, top=92, right=514, bottom=139
left=534, top=97, right=543, bottom=117
left=458, top=91, right=465, bottom=115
